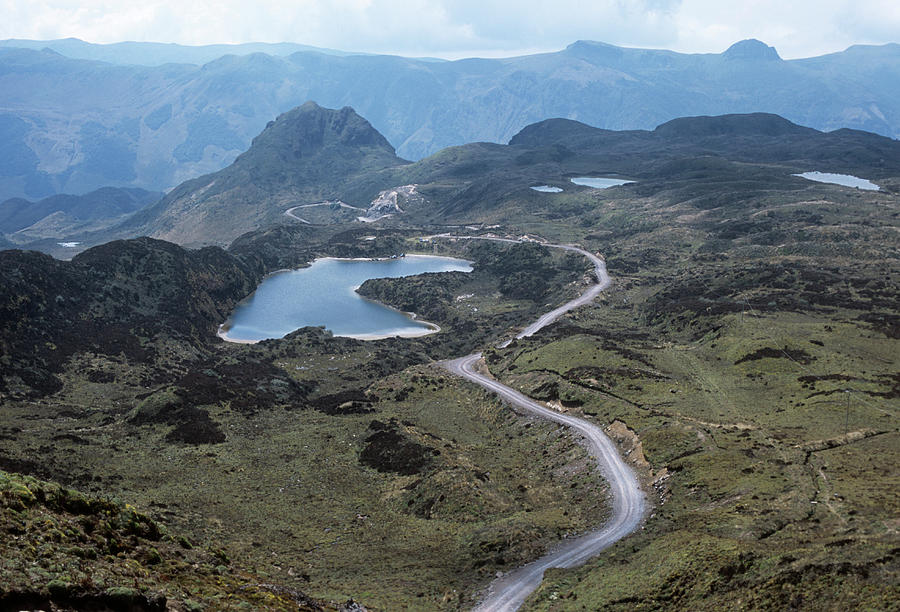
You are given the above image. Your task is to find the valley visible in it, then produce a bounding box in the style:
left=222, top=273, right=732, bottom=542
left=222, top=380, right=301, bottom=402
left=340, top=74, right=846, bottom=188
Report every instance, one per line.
left=0, top=104, right=897, bottom=610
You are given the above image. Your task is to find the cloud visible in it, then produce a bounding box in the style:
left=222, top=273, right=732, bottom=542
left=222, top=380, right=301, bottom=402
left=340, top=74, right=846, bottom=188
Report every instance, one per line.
left=0, top=0, right=896, bottom=58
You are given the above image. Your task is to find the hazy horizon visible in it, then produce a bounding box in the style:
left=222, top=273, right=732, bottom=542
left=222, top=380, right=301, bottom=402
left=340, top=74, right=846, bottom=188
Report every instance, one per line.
left=2, top=0, right=898, bottom=61
left=3, top=34, right=898, bottom=63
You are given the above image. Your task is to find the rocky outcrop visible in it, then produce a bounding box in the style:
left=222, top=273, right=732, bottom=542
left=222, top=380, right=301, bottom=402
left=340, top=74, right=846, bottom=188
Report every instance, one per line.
left=0, top=237, right=259, bottom=399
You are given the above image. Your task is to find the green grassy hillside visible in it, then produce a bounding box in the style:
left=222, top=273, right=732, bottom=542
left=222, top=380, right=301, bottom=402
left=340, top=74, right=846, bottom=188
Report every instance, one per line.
left=1, top=112, right=897, bottom=608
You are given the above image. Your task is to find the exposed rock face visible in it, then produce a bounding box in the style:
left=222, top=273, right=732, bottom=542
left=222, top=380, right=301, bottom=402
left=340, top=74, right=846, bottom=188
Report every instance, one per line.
left=358, top=184, right=421, bottom=222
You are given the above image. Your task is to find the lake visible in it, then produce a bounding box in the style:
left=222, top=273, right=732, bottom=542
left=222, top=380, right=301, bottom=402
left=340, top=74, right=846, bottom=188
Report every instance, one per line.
left=220, top=255, right=472, bottom=342
left=570, top=177, right=634, bottom=188
left=793, top=171, right=880, bottom=191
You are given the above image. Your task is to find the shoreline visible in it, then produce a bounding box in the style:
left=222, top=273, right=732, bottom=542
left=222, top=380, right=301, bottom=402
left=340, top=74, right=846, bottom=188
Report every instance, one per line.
left=317, top=253, right=471, bottom=264
left=217, top=318, right=441, bottom=344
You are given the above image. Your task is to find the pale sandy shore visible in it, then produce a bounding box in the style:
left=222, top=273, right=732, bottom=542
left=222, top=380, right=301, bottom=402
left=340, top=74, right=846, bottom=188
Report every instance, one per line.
left=216, top=251, right=467, bottom=344
left=217, top=319, right=441, bottom=343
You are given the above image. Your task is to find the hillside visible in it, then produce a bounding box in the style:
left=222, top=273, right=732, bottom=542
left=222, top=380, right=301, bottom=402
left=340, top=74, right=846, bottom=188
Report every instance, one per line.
left=0, top=37, right=359, bottom=65
left=0, top=110, right=897, bottom=608
left=126, top=108, right=900, bottom=248
left=0, top=470, right=335, bottom=611
left=125, top=102, right=407, bottom=246
left=1, top=39, right=899, bottom=200
left=0, top=186, right=160, bottom=251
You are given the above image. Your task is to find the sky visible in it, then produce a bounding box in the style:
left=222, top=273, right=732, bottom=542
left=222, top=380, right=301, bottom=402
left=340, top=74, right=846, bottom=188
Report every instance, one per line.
left=2, top=0, right=898, bottom=60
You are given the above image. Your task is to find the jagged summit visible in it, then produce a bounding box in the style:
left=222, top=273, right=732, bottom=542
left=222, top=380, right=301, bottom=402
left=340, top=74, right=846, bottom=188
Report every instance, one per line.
left=245, top=101, right=397, bottom=162
left=722, top=39, right=782, bottom=61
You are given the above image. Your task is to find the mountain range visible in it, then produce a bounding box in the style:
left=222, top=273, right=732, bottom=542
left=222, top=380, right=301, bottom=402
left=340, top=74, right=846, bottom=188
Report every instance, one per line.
left=0, top=37, right=362, bottom=65
left=1, top=37, right=898, bottom=201
left=125, top=103, right=900, bottom=247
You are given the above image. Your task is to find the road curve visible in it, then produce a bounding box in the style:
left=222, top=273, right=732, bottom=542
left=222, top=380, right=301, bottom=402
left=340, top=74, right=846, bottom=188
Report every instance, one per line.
left=284, top=205, right=311, bottom=224
left=441, top=240, right=645, bottom=612
left=501, top=243, right=611, bottom=346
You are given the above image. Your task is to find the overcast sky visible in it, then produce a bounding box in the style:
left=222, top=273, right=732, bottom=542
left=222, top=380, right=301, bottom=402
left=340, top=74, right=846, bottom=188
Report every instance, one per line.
left=2, top=0, right=898, bottom=59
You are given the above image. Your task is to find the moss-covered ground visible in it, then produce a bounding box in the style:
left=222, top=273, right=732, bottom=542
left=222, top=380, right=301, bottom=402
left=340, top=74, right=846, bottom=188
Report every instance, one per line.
left=0, top=238, right=607, bottom=610
left=448, top=169, right=900, bottom=610
left=1, top=129, right=898, bottom=609
left=0, top=469, right=337, bottom=611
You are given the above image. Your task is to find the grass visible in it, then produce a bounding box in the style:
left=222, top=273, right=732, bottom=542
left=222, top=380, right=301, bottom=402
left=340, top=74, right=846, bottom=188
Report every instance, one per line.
left=0, top=241, right=613, bottom=610
left=1, top=364, right=612, bottom=609
left=1, top=137, right=897, bottom=608
left=467, top=174, right=900, bottom=608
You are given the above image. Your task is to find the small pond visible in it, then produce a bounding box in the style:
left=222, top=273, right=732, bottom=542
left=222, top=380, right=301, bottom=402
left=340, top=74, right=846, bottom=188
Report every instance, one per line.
left=793, top=171, right=879, bottom=191
left=530, top=185, right=564, bottom=193
left=570, top=177, right=634, bottom=189
left=220, top=255, right=472, bottom=342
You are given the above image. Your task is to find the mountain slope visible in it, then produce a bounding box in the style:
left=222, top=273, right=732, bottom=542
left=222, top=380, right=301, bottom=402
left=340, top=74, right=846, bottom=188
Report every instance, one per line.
left=1, top=39, right=899, bottom=200
left=127, top=108, right=900, bottom=249
left=509, top=112, right=900, bottom=177
left=0, top=107, right=896, bottom=609
left=125, top=102, right=407, bottom=246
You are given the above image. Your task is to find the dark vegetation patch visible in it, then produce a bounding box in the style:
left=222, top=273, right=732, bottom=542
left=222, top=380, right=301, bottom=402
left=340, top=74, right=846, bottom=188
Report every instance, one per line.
left=359, top=420, right=439, bottom=475
left=735, top=347, right=815, bottom=365
left=173, top=359, right=312, bottom=413
left=85, top=369, right=116, bottom=383
left=51, top=433, right=89, bottom=445
left=858, top=312, right=900, bottom=339
left=565, top=365, right=671, bottom=382
left=0, top=455, right=56, bottom=482
left=0, top=588, right=167, bottom=612
left=471, top=241, right=581, bottom=301
left=358, top=271, right=469, bottom=322
left=642, top=259, right=898, bottom=338
left=164, top=407, right=226, bottom=445
left=0, top=238, right=260, bottom=400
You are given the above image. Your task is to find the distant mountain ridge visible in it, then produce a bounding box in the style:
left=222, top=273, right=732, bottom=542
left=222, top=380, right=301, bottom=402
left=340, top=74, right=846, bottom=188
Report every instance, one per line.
left=0, top=37, right=364, bottom=65
left=0, top=187, right=159, bottom=235
left=0, top=38, right=898, bottom=201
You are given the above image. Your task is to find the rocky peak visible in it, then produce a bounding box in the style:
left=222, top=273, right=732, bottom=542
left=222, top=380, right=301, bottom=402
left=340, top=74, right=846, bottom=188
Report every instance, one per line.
left=248, top=101, right=396, bottom=161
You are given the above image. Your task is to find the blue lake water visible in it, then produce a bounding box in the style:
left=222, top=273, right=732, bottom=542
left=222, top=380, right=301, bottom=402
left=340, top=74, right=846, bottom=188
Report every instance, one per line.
left=570, top=177, right=634, bottom=188
left=531, top=185, right=564, bottom=193
left=793, top=171, right=880, bottom=191
left=221, top=255, right=472, bottom=342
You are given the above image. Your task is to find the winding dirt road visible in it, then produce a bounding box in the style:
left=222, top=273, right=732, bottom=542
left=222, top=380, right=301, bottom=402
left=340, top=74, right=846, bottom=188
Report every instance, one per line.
left=441, top=240, right=645, bottom=611
left=284, top=201, right=366, bottom=224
